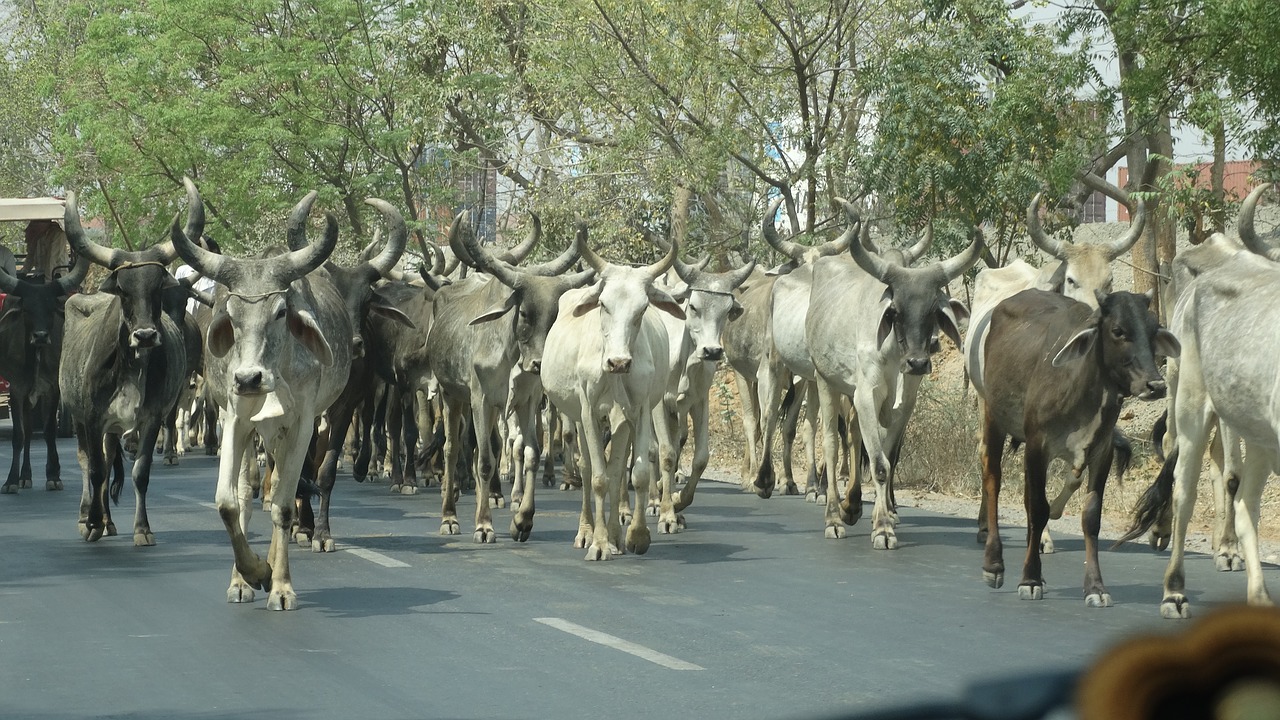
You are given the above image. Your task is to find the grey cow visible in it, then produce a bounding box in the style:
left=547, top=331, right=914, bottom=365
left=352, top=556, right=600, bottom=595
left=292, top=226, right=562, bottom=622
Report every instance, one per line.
left=172, top=181, right=354, bottom=610
left=60, top=186, right=200, bottom=546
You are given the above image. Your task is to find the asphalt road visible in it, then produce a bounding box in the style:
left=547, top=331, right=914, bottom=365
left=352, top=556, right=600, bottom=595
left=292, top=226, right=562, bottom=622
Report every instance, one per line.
left=0, top=432, right=1265, bottom=720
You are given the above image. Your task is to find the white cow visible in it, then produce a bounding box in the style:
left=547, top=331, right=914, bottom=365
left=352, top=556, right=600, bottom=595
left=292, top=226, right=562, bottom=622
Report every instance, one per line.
left=541, top=231, right=682, bottom=560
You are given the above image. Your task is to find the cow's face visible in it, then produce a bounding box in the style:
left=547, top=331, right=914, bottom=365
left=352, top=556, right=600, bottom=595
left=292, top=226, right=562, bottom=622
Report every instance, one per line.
left=1054, top=290, right=1180, bottom=400
left=573, top=266, right=684, bottom=374
left=878, top=271, right=967, bottom=376
left=207, top=286, right=333, bottom=396
left=97, top=264, right=175, bottom=351
left=1058, top=246, right=1114, bottom=309
left=683, top=289, right=741, bottom=363
left=0, top=279, right=69, bottom=348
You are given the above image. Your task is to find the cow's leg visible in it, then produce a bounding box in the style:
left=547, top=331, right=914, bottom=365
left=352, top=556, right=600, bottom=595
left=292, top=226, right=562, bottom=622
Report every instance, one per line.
left=1161, top=385, right=1214, bottom=619
left=626, top=414, right=655, bottom=555
left=387, top=385, right=411, bottom=493
left=218, top=418, right=272, bottom=604
left=573, top=420, right=595, bottom=548
left=42, top=395, right=62, bottom=490
left=130, top=421, right=163, bottom=546
left=3, top=390, right=25, bottom=493
left=486, top=423, right=505, bottom=509
left=778, top=381, right=804, bottom=498
left=1080, top=442, right=1114, bottom=607
left=673, top=400, right=711, bottom=518
left=800, top=382, right=821, bottom=500
left=841, top=411, right=865, bottom=527
left=752, top=364, right=782, bottom=498
left=1211, top=429, right=1243, bottom=571
left=541, top=401, right=558, bottom=488
left=577, top=417, right=614, bottom=560
left=734, top=373, right=761, bottom=487
left=261, top=423, right=308, bottom=611
left=603, top=411, right=633, bottom=557
left=438, top=397, right=465, bottom=536
left=471, top=402, right=499, bottom=544
left=401, top=391, right=423, bottom=490
left=979, top=411, right=1006, bottom=589
left=654, top=404, right=681, bottom=534
left=353, top=385, right=378, bottom=482
left=1018, top=444, right=1050, bottom=601
left=815, top=379, right=847, bottom=539
left=1234, top=444, right=1274, bottom=608
left=161, top=402, right=180, bottom=466
left=78, top=423, right=114, bottom=542
left=850, top=380, right=894, bottom=549
left=510, top=399, right=539, bottom=543
left=314, top=403, right=355, bottom=552
left=202, top=401, right=219, bottom=456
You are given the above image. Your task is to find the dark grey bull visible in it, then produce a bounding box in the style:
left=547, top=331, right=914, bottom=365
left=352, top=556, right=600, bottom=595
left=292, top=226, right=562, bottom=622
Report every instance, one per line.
left=0, top=246, right=88, bottom=493
left=59, top=186, right=201, bottom=545
left=430, top=214, right=588, bottom=542
left=172, top=181, right=352, bottom=610
left=979, top=288, right=1178, bottom=606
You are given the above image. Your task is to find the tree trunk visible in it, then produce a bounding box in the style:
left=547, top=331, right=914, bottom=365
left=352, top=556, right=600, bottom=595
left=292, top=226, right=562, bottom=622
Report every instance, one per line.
left=1212, top=119, right=1227, bottom=233
left=1138, top=114, right=1175, bottom=322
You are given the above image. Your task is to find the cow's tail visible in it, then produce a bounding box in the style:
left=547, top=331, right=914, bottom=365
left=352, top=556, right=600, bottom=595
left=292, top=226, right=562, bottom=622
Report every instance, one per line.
left=1112, top=427, right=1133, bottom=482
left=109, top=439, right=126, bottom=505
left=1151, top=409, right=1169, bottom=463
left=1113, top=445, right=1178, bottom=548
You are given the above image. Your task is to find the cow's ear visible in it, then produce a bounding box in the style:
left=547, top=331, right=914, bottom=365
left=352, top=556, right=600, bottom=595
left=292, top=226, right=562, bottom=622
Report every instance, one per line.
left=728, top=299, right=745, bottom=321
left=1052, top=327, right=1097, bottom=367
left=0, top=306, right=22, bottom=335
left=1153, top=328, right=1181, bottom=359
left=207, top=313, right=235, bottom=358
left=877, top=300, right=896, bottom=348
left=571, top=281, right=604, bottom=317
left=648, top=285, right=686, bottom=320
left=946, top=296, right=970, bottom=323
left=1046, top=262, right=1067, bottom=294
left=370, top=301, right=415, bottom=328
left=470, top=290, right=519, bottom=326
left=665, top=281, right=691, bottom=301
left=98, top=274, right=121, bottom=296
left=937, top=300, right=964, bottom=350
left=288, top=308, right=334, bottom=366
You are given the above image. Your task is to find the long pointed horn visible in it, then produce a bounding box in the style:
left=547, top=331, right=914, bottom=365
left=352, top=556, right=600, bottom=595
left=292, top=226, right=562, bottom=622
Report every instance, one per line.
left=64, top=191, right=125, bottom=269
left=286, top=191, right=320, bottom=251
left=761, top=196, right=803, bottom=260
left=674, top=254, right=710, bottom=283
left=455, top=212, right=524, bottom=288
left=497, top=212, right=541, bottom=264
left=725, top=258, right=757, bottom=290
left=902, top=225, right=932, bottom=265
left=1027, top=193, right=1069, bottom=259
left=838, top=199, right=892, bottom=281
left=1239, top=184, right=1278, bottom=261
left=180, top=176, right=205, bottom=258
left=816, top=207, right=856, bottom=257
left=576, top=223, right=607, bottom=273
left=643, top=229, right=678, bottom=279
left=361, top=198, right=408, bottom=281
left=277, top=212, right=338, bottom=281
left=170, top=211, right=227, bottom=283
left=860, top=217, right=880, bottom=253
left=1106, top=198, right=1146, bottom=260
left=938, top=227, right=985, bottom=282
left=522, top=241, right=580, bottom=276
left=55, top=252, right=90, bottom=294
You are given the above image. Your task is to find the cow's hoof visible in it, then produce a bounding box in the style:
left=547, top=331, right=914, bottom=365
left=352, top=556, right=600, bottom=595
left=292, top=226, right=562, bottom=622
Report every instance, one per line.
left=294, top=530, right=312, bottom=546
left=1215, top=553, right=1244, bottom=572
left=626, top=527, right=651, bottom=555
left=1, top=484, right=16, bottom=494
left=163, top=457, right=179, bottom=467
left=1160, top=595, right=1191, bottom=619
left=646, top=503, right=659, bottom=518
left=19, top=477, right=32, bottom=489
left=474, top=526, right=497, bottom=544
left=755, top=485, right=773, bottom=500
left=1150, top=532, right=1170, bottom=551
left=105, top=522, right=117, bottom=537
left=658, top=514, right=681, bottom=534
left=1085, top=593, right=1113, bottom=608
left=783, top=482, right=800, bottom=496
left=227, top=582, right=257, bottom=604
left=619, top=510, right=632, bottom=527
left=585, top=545, right=611, bottom=561
left=872, top=531, right=897, bottom=550
left=440, top=519, right=460, bottom=536
left=824, top=525, right=846, bottom=540
left=984, top=570, right=1004, bottom=589
left=1040, top=536, right=1056, bottom=554
left=267, top=588, right=297, bottom=611
left=573, top=529, right=591, bottom=549
left=1018, top=584, right=1044, bottom=601
left=814, top=493, right=827, bottom=506
left=542, top=476, right=555, bottom=488
left=45, top=480, right=62, bottom=491
left=84, top=526, right=104, bottom=542
left=312, top=537, right=336, bottom=553
left=510, top=520, right=531, bottom=543
left=490, top=494, right=505, bottom=509
left=133, top=531, right=156, bottom=547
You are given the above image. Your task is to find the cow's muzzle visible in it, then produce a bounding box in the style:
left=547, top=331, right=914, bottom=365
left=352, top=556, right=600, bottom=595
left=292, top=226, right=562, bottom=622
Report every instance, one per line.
left=130, top=328, right=160, bottom=349
left=525, top=359, right=542, bottom=375
left=29, top=331, right=50, bottom=347
left=234, top=368, right=269, bottom=395
left=1137, top=379, right=1167, bottom=401
left=605, top=357, right=632, bottom=374
left=700, top=346, right=725, bottom=362
left=903, top=356, right=932, bottom=376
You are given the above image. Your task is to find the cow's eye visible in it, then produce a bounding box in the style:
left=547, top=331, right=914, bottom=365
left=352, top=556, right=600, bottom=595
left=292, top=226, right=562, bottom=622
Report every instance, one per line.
left=1066, top=277, right=1079, bottom=288
left=1111, top=326, right=1125, bottom=340
left=275, top=307, right=287, bottom=320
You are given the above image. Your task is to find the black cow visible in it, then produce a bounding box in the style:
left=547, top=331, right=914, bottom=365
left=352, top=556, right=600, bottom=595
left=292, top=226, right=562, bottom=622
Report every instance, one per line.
left=978, top=288, right=1179, bottom=606
left=0, top=249, right=89, bottom=493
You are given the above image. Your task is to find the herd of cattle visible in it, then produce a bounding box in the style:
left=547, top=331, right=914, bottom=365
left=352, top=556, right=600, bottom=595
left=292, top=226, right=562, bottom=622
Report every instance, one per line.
left=0, top=178, right=1277, bottom=618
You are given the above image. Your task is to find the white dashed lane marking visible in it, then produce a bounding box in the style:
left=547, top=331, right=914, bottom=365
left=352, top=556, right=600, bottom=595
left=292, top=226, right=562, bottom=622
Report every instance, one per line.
left=167, top=493, right=217, bottom=511
left=534, top=617, right=705, bottom=671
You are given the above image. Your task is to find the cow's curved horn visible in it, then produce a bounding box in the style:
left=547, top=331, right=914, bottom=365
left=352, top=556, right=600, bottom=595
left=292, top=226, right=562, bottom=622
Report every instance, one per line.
left=286, top=191, right=320, bottom=252
left=423, top=241, right=445, bottom=276
left=1027, top=193, right=1069, bottom=260
left=1239, top=184, right=1278, bottom=261
left=643, top=230, right=678, bottom=279
left=454, top=212, right=523, bottom=288
left=55, top=252, right=90, bottom=294
left=816, top=215, right=856, bottom=257
left=576, top=223, right=608, bottom=273
left=938, top=227, right=985, bottom=282
left=0, top=262, right=19, bottom=293
left=674, top=254, right=710, bottom=283
left=278, top=212, right=339, bottom=280
left=860, top=217, right=880, bottom=254
left=1105, top=199, right=1146, bottom=260
left=561, top=267, right=596, bottom=289
left=725, top=258, right=757, bottom=289
left=361, top=198, right=408, bottom=281
left=440, top=246, right=461, bottom=277
left=497, top=212, right=541, bottom=264
left=902, top=225, right=933, bottom=265
left=170, top=211, right=227, bottom=283
left=522, top=241, right=580, bottom=277
left=178, top=177, right=205, bottom=261
left=761, top=197, right=802, bottom=260
left=64, top=191, right=125, bottom=269
left=840, top=199, right=894, bottom=281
